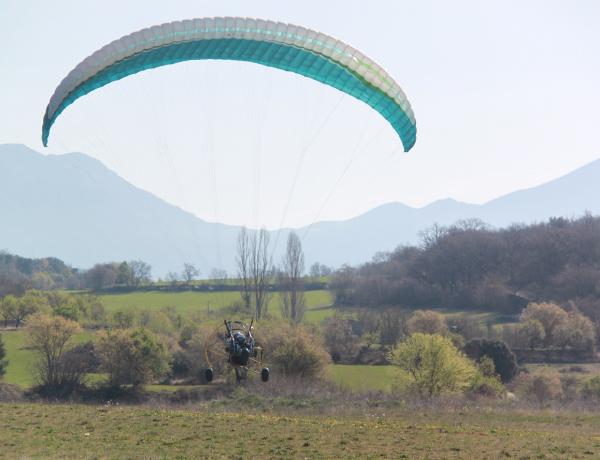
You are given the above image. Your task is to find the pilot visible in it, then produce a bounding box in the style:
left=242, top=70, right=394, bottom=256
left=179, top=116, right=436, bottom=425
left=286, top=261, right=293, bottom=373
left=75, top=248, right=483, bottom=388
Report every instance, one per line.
left=230, top=331, right=251, bottom=366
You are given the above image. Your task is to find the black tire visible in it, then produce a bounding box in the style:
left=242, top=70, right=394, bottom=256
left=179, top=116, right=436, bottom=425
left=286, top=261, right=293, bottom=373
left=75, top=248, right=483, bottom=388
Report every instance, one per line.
left=261, top=367, right=270, bottom=382
left=204, top=367, right=214, bottom=383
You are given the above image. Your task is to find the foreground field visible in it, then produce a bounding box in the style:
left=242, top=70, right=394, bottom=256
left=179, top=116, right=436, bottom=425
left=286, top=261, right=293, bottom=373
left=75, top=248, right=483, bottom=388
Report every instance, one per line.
left=1, top=403, right=600, bottom=459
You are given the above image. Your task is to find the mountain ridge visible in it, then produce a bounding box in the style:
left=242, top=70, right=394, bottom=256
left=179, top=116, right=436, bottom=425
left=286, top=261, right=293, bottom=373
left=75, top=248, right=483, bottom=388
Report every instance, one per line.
left=1, top=143, right=599, bottom=275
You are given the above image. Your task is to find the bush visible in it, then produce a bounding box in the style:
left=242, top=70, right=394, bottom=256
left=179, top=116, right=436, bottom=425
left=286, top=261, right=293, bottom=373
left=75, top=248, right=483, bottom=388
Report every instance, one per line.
left=463, top=339, right=518, bottom=383
left=171, top=326, right=224, bottom=382
left=261, top=322, right=330, bottom=379
left=582, top=376, right=600, bottom=401
left=520, top=373, right=564, bottom=404
left=97, top=328, right=170, bottom=387
left=467, top=373, right=504, bottom=399
left=25, top=313, right=84, bottom=394
left=389, top=333, right=477, bottom=398
left=322, top=316, right=360, bottom=364
left=63, top=341, right=100, bottom=373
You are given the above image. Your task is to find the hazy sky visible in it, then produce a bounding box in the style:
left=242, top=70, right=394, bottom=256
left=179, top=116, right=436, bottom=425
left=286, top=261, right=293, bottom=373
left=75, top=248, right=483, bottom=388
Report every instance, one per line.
left=2, top=1, right=599, bottom=229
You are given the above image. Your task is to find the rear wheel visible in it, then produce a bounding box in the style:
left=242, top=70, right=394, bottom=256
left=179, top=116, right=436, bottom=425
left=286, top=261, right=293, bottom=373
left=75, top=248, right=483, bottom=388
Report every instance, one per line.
left=204, top=367, right=214, bottom=383
left=261, top=367, right=270, bottom=382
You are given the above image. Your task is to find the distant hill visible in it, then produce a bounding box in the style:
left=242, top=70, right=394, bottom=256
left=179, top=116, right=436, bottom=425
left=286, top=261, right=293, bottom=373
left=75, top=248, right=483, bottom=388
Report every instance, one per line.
left=1, top=144, right=599, bottom=275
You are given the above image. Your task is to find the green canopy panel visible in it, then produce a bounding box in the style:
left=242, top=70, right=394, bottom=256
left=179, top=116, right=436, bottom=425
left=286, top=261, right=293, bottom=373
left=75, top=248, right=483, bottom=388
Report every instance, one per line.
left=43, top=17, right=417, bottom=151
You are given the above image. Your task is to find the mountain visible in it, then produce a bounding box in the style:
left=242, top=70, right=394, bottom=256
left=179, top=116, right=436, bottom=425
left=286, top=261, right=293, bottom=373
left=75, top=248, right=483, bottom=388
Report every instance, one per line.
left=1, top=143, right=599, bottom=275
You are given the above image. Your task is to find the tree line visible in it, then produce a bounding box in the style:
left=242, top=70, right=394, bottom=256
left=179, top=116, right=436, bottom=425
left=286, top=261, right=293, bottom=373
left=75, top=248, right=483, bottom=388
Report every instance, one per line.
left=332, top=214, right=600, bottom=318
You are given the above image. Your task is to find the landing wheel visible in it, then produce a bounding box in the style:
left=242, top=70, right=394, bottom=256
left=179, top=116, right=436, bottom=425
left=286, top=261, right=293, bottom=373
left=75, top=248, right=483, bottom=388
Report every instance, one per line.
left=203, top=330, right=230, bottom=383
left=261, top=367, right=270, bottom=382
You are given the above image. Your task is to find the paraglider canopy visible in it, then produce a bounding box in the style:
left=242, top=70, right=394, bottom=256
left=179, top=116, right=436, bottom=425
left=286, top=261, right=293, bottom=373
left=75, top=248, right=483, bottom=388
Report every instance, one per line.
left=42, top=17, right=417, bottom=151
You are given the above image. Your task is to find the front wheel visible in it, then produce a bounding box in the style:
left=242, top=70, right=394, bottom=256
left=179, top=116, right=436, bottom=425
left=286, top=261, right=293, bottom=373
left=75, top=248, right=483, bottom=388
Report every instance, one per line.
left=261, top=367, right=270, bottom=382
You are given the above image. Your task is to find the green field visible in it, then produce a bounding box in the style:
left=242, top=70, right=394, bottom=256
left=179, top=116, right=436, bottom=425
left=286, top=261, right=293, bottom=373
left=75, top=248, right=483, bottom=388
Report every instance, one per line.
left=330, top=365, right=397, bottom=392
left=97, top=289, right=334, bottom=324
left=1, top=403, right=599, bottom=458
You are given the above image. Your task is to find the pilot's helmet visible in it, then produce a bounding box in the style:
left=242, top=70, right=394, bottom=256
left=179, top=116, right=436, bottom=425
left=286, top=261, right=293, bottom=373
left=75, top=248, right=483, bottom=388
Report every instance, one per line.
left=233, top=331, right=246, bottom=345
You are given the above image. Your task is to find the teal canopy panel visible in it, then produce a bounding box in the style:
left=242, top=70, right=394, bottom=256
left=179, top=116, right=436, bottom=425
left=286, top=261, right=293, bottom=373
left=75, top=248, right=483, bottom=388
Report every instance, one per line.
left=42, top=17, right=417, bottom=151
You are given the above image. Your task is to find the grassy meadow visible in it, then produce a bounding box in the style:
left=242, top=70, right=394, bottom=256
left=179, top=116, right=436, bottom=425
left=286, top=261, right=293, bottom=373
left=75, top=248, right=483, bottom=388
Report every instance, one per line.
left=1, top=403, right=600, bottom=459
left=98, top=289, right=335, bottom=324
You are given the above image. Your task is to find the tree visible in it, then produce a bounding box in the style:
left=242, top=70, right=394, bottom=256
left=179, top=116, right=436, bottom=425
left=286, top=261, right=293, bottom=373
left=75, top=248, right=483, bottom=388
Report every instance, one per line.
left=25, top=313, right=82, bottom=390
left=554, top=312, right=596, bottom=351
left=407, top=310, right=447, bottom=335
left=166, top=272, right=179, bottom=286
left=0, top=295, right=17, bottom=327
left=520, top=302, right=568, bottom=347
left=210, top=268, right=228, bottom=282
left=0, top=334, right=7, bottom=378
left=309, top=262, right=332, bottom=280
left=181, top=263, right=199, bottom=285
left=129, top=260, right=152, bottom=286
left=250, top=228, right=271, bottom=319
left=389, top=333, right=477, bottom=398
left=116, top=262, right=132, bottom=286
left=85, top=263, right=118, bottom=290
left=96, top=328, right=170, bottom=387
left=13, top=291, right=49, bottom=327
left=280, top=232, right=306, bottom=324
left=463, top=339, right=518, bottom=383
left=517, top=319, right=546, bottom=350
left=236, top=227, right=252, bottom=310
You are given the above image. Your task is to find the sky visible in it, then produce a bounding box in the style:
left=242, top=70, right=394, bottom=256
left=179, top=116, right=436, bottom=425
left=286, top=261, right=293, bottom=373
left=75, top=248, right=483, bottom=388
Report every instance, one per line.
left=1, top=0, right=599, bottom=229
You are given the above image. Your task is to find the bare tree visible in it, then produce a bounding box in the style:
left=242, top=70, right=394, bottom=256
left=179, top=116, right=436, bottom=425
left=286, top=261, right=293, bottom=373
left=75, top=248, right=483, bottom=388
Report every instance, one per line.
left=236, top=227, right=252, bottom=310
left=280, top=232, right=306, bottom=323
left=210, top=268, right=228, bottom=283
left=166, top=271, right=179, bottom=286
left=181, top=263, right=199, bottom=285
left=129, top=260, right=152, bottom=286
left=250, top=228, right=271, bottom=319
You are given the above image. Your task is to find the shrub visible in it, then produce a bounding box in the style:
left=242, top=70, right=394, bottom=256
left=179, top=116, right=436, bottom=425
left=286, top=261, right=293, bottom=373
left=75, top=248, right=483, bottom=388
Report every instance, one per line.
left=63, top=341, right=100, bottom=373
left=463, top=339, right=518, bottom=383
left=467, top=373, right=504, bottom=399
left=323, top=316, right=360, bottom=363
left=521, top=373, right=564, bottom=404
left=25, top=313, right=83, bottom=393
left=389, top=333, right=477, bottom=398
left=262, top=322, right=330, bottom=379
left=172, top=326, right=224, bottom=382
left=407, top=310, right=447, bottom=335
left=97, top=328, right=170, bottom=387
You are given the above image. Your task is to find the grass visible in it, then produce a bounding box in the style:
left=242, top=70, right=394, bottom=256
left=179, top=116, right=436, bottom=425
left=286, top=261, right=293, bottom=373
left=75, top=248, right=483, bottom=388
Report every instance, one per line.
left=97, top=289, right=334, bottom=324
left=330, top=364, right=397, bottom=392
left=1, top=403, right=600, bottom=458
